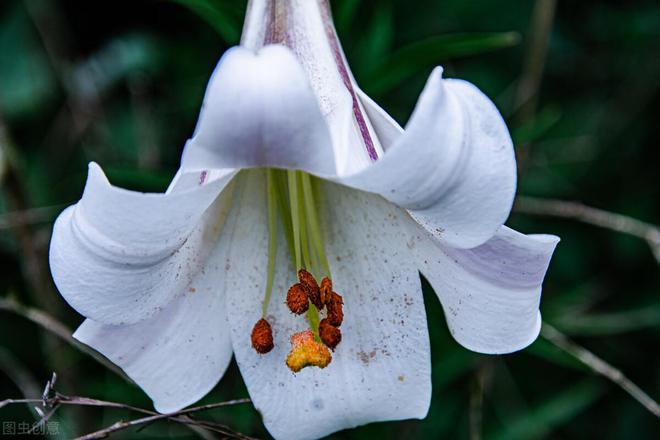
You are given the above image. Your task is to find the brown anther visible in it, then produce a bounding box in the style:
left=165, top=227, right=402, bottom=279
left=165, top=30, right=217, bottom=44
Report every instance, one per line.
left=251, top=318, right=274, bottom=354
left=286, top=330, right=332, bottom=373
left=286, top=283, right=309, bottom=314
left=319, top=318, right=342, bottom=350
left=319, top=277, right=332, bottom=305
left=326, top=291, right=344, bottom=326
left=298, top=269, right=322, bottom=310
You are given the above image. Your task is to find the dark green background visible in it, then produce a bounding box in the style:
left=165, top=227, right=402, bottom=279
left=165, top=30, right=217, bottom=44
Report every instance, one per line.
left=1, top=0, right=658, bottom=438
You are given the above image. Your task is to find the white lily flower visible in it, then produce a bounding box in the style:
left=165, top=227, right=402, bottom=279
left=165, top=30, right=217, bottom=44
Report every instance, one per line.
left=49, top=1, right=559, bottom=439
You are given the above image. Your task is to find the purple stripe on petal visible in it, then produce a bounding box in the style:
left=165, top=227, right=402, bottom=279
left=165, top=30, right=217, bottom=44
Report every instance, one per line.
left=320, top=3, right=379, bottom=162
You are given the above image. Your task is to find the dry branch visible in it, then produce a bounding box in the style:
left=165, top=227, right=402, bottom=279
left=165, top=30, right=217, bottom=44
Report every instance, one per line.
left=1, top=374, right=255, bottom=439
left=542, top=324, right=660, bottom=418
left=515, top=196, right=660, bottom=263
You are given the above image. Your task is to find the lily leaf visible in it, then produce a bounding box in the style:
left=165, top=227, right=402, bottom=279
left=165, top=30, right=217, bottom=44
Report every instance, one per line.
left=488, top=379, right=605, bottom=440
left=365, top=32, right=521, bottom=95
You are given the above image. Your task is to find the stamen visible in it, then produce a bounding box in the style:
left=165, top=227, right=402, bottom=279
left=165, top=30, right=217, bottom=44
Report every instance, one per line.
left=326, top=291, right=344, bottom=327
left=286, top=283, right=309, bottom=315
left=319, top=318, right=341, bottom=351
left=298, top=268, right=322, bottom=310
left=319, top=277, right=332, bottom=305
left=251, top=318, right=274, bottom=354
left=261, top=170, right=347, bottom=368
left=286, top=330, right=332, bottom=373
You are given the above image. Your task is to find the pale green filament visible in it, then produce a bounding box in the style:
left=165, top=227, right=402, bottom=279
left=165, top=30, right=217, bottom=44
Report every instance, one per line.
left=287, top=170, right=303, bottom=271
left=265, top=169, right=332, bottom=339
left=273, top=171, right=295, bottom=259
left=301, top=173, right=331, bottom=277
left=262, top=170, right=278, bottom=318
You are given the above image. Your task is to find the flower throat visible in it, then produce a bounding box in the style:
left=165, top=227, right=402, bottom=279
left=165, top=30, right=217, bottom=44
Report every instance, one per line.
left=250, top=169, right=344, bottom=373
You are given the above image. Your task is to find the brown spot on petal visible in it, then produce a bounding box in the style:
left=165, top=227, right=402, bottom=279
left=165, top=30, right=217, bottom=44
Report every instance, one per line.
left=319, top=318, right=341, bottom=350
left=298, top=269, right=322, bottom=310
left=251, top=318, right=274, bottom=354
left=286, top=283, right=309, bottom=314
left=320, top=277, right=332, bottom=305
left=326, top=291, right=344, bottom=326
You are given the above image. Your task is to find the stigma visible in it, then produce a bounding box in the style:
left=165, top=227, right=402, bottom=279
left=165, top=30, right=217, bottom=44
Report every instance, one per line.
left=286, top=330, right=332, bottom=373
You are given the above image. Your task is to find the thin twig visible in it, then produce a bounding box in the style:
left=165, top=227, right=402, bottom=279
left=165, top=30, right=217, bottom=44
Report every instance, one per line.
left=28, top=403, right=61, bottom=435
left=513, top=0, right=557, bottom=172
left=1, top=378, right=255, bottom=440
left=469, top=370, right=485, bottom=440
left=541, top=323, right=660, bottom=418
left=514, top=196, right=660, bottom=263
left=0, top=296, right=131, bottom=382
left=0, top=348, right=42, bottom=419
left=514, top=0, right=557, bottom=115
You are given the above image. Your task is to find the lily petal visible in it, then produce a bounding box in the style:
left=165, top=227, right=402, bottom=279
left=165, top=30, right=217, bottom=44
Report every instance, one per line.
left=410, top=223, right=559, bottom=354
left=181, top=45, right=337, bottom=176
left=241, top=0, right=384, bottom=175
left=73, top=206, right=234, bottom=413
left=49, top=163, right=233, bottom=325
left=347, top=69, right=517, bottom=248
left=223, top=171, right=430, bottom=440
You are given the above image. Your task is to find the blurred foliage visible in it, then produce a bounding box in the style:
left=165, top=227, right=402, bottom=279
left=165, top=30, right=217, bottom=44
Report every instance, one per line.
left=0, top=0, right=659, bottom=439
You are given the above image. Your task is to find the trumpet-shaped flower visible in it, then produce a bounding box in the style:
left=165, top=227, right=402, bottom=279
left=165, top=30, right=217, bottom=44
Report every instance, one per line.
left=49, top=1, right=559, bottom=439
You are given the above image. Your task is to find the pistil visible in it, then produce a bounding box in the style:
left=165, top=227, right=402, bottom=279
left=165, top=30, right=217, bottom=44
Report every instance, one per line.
left=252, top=168, right=345, bottom=372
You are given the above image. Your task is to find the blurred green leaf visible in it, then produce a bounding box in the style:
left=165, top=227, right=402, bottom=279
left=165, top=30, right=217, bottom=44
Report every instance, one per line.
left=552, top=304, right=660, bottom=336
left=103, top=167, right=173, bottom=192
left=433, top=347, right=477, bottom=390
left=365, top=32, right=521, bottom=95
left=69, top=33, right=162, bottom=99
left=512, top=105, right=563, bottom=145
left=488, top=379, right=605, bottom=440
left=0, top=5, right=57, bottom=120
left=352, top=1, right=394, bottom=78
left=334, top=0, right=361, bottom=37
left=168, top=0, right=243, bottom=44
